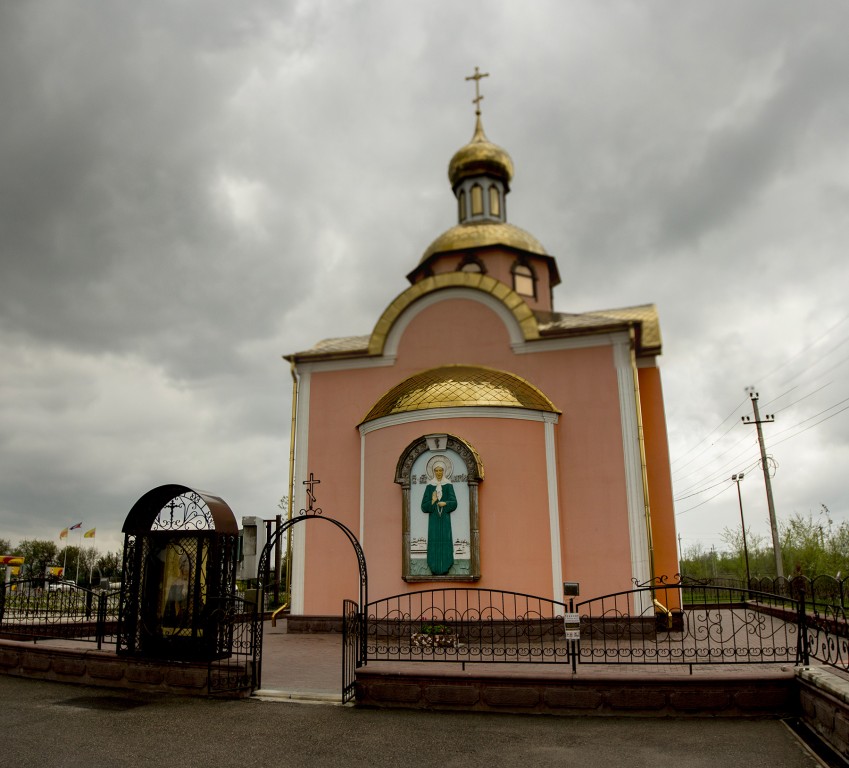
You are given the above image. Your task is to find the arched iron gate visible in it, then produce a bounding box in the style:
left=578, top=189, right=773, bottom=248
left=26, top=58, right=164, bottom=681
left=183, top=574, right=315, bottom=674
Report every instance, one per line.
left=252, top=481, right=367, bottom=702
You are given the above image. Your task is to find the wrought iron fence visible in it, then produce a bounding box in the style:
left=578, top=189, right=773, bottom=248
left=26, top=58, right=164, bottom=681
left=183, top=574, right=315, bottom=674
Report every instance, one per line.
left=0, top=578, right=121, bottom=650
left=576, top=578, right=802, bottom=666
left=206, top=595, right=257, bottom=695
left=366, top=588, right=573, bottom=664
left=363, top=581, right=814, bottom=671
left=342, top=598, right=361, bottom=703
left=689, top=575, right=849, bottom=610
left=750, top=575, right=849, bottom=610
left=0, top=577, right=256, bottom=695
left=672, top=575, right=849, bottom=673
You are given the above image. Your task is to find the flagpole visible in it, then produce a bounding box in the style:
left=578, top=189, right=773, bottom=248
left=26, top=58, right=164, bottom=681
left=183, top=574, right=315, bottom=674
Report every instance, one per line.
left=75, top=526, right=82, bottom=585
left=87, top=530, right=96, bottom=586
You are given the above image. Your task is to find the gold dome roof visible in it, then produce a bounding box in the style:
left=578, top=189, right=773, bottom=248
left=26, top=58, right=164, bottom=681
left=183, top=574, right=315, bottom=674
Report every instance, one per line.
left=361, top=364, right=559, bottom=424
left=448, top=116, right=514, bottom=188
left=420, top=220, right=547, bottom=263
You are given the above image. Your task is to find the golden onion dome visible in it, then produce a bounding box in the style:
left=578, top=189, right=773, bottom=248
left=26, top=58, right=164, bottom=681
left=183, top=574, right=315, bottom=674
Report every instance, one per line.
left=420, top=220, right=547, bottom=264
left=448, top=116, right=514, bottom=188
left=361, top=364, right=559, bottom=424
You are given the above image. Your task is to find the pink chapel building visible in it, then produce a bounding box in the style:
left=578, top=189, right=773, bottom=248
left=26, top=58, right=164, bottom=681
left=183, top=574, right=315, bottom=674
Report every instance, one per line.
left=284, top=105, right=678, bottom=617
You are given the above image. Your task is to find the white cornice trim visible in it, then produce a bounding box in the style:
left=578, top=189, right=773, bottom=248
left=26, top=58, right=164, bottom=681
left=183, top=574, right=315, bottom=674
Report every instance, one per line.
left=293, top=320, right=636, bottom=372
left=636, top=356, right=659, bottom=369
left=294, top=354, right=396, bottom=375
left=512, top=330, right=630, bottom=355
left=359, top=405, right=559, bottom=436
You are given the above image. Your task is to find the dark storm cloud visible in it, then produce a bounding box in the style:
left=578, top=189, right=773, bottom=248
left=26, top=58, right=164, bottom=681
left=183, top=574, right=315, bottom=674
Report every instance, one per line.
left=660, top=22, right=849, bottom=249
left=0, top=2, right=313, bottom=376
left=1, top=0, right=847, bottom=553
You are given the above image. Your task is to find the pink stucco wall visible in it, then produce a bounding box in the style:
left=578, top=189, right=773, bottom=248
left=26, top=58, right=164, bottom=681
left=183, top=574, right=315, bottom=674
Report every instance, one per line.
left=297, top=293, right=636, bottom=614
left=361, top=417, right=552, bottom=603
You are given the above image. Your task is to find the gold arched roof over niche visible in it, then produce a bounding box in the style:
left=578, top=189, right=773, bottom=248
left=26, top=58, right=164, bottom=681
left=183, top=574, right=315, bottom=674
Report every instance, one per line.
left=360, top=364, right=560, bottom=425
left=368, top=272, right=540, bottom=356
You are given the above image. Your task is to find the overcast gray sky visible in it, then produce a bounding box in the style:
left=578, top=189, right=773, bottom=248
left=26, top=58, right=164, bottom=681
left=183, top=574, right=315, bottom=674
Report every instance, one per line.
left=1, top=1, right=848, bottom=568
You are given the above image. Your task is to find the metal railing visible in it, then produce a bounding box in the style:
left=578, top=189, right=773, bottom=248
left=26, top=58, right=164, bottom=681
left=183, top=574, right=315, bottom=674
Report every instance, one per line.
left=576, top=578, right=802, bottom=667
left=366, top=588, right=573, bottom=664
left=0, top=578, right=121, bottom=649
left=363, top=581, right=814, bottom=672
left=206, top=595, right=256, bottom=695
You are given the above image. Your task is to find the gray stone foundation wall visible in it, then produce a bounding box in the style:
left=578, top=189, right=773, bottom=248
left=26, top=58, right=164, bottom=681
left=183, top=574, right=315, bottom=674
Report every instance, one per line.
left=355, top=668, right=798, bottom=717
left=797, top=667, right=849, bottom=761
left=0, top=640, right=249, bottom=698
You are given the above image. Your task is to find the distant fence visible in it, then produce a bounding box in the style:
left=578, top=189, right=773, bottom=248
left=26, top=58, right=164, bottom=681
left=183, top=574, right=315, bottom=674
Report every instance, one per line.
left=0, top=577, right=256, bottom=695
left=684, top=574, right=849, bottom=610
left=0, top=578, right=120, bottom=649
left=685, top=575, right=849, bottom=673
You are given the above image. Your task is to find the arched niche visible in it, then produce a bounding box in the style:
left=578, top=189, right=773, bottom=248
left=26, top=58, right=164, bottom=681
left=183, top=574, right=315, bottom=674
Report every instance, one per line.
left=395, top=434, right=484, bottom=582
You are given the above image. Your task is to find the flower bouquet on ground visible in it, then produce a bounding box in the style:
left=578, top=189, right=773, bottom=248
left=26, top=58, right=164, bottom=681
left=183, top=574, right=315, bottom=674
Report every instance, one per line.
left=411, top=623, right=457, bottom=648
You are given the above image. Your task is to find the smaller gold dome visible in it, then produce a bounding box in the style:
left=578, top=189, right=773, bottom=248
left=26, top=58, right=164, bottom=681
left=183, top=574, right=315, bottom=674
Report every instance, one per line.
left=448, top=116, right=514, bottom=188
left=361, top=364, right=559, bottom=424
left=420, top=221, right=547, bottom=264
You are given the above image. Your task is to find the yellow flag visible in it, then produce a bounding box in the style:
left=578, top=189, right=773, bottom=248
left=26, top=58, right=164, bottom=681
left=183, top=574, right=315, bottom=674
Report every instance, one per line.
left=84, top=528, right=96, bottom=538
left=59, top=528, right=68, bottom=539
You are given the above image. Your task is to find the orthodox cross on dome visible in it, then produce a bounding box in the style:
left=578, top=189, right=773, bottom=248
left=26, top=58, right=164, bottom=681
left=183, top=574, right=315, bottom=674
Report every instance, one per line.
left=465, top=66, right=490, bottom=116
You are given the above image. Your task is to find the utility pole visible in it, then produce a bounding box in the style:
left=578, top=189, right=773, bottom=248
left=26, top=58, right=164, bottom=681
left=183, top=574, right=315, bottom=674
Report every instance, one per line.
left=732, top=473, right=751, bottom=588
left=742, top=389, right=784, bottom=578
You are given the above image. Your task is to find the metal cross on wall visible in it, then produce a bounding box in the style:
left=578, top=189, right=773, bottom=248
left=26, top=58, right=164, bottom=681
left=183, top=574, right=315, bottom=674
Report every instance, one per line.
left=302, top=473, right=322, bottom=515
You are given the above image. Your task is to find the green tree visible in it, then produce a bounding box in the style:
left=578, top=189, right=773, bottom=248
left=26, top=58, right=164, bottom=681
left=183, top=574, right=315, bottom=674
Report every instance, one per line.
left=95, top=550, right=122, bottom=579
left=0, top=537, right=14, bottom=554
left=682, top=504, right=849, bottom=582
left=17, top=539, right=58, bottom=578
left=780, top=507, right=849, bottom=577
left=720, top=526, right=770, bottom=580
left=58, top=545, right=99, bottom=585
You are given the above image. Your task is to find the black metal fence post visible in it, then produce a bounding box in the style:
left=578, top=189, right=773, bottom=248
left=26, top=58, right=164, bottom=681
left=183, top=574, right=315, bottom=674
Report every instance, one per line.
left=359, top=610, right=366, bottom=668
left=569, top=597, right=577, bottom=674
left=797, top=588, right=809, bottom=666
left=96, top=591, right=106, bottom=650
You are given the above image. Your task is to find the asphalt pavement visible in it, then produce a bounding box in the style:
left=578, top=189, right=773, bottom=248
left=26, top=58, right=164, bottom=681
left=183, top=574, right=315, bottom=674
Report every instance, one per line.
left=1, top=675, right=825, bottom=768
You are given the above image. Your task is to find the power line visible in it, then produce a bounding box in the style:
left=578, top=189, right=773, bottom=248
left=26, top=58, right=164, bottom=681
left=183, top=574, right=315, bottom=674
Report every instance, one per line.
left=758, top=312, right=849, bottom=385
left=670, top=397, right=749, bottom=468
left=769, top=381, right=833, bottom=415
left=671, top=312, right=849, bottom=474
left=673, top=437, right=760, bottom=497
left=673, top=457, right=762, bottom=503
left=671, top=415, right=748, bottom=479
left=769, top=395, right=849, bottom=440
left=675, top=481, right=734, bottom=516
left=771, top=401, right=849, bottom=449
